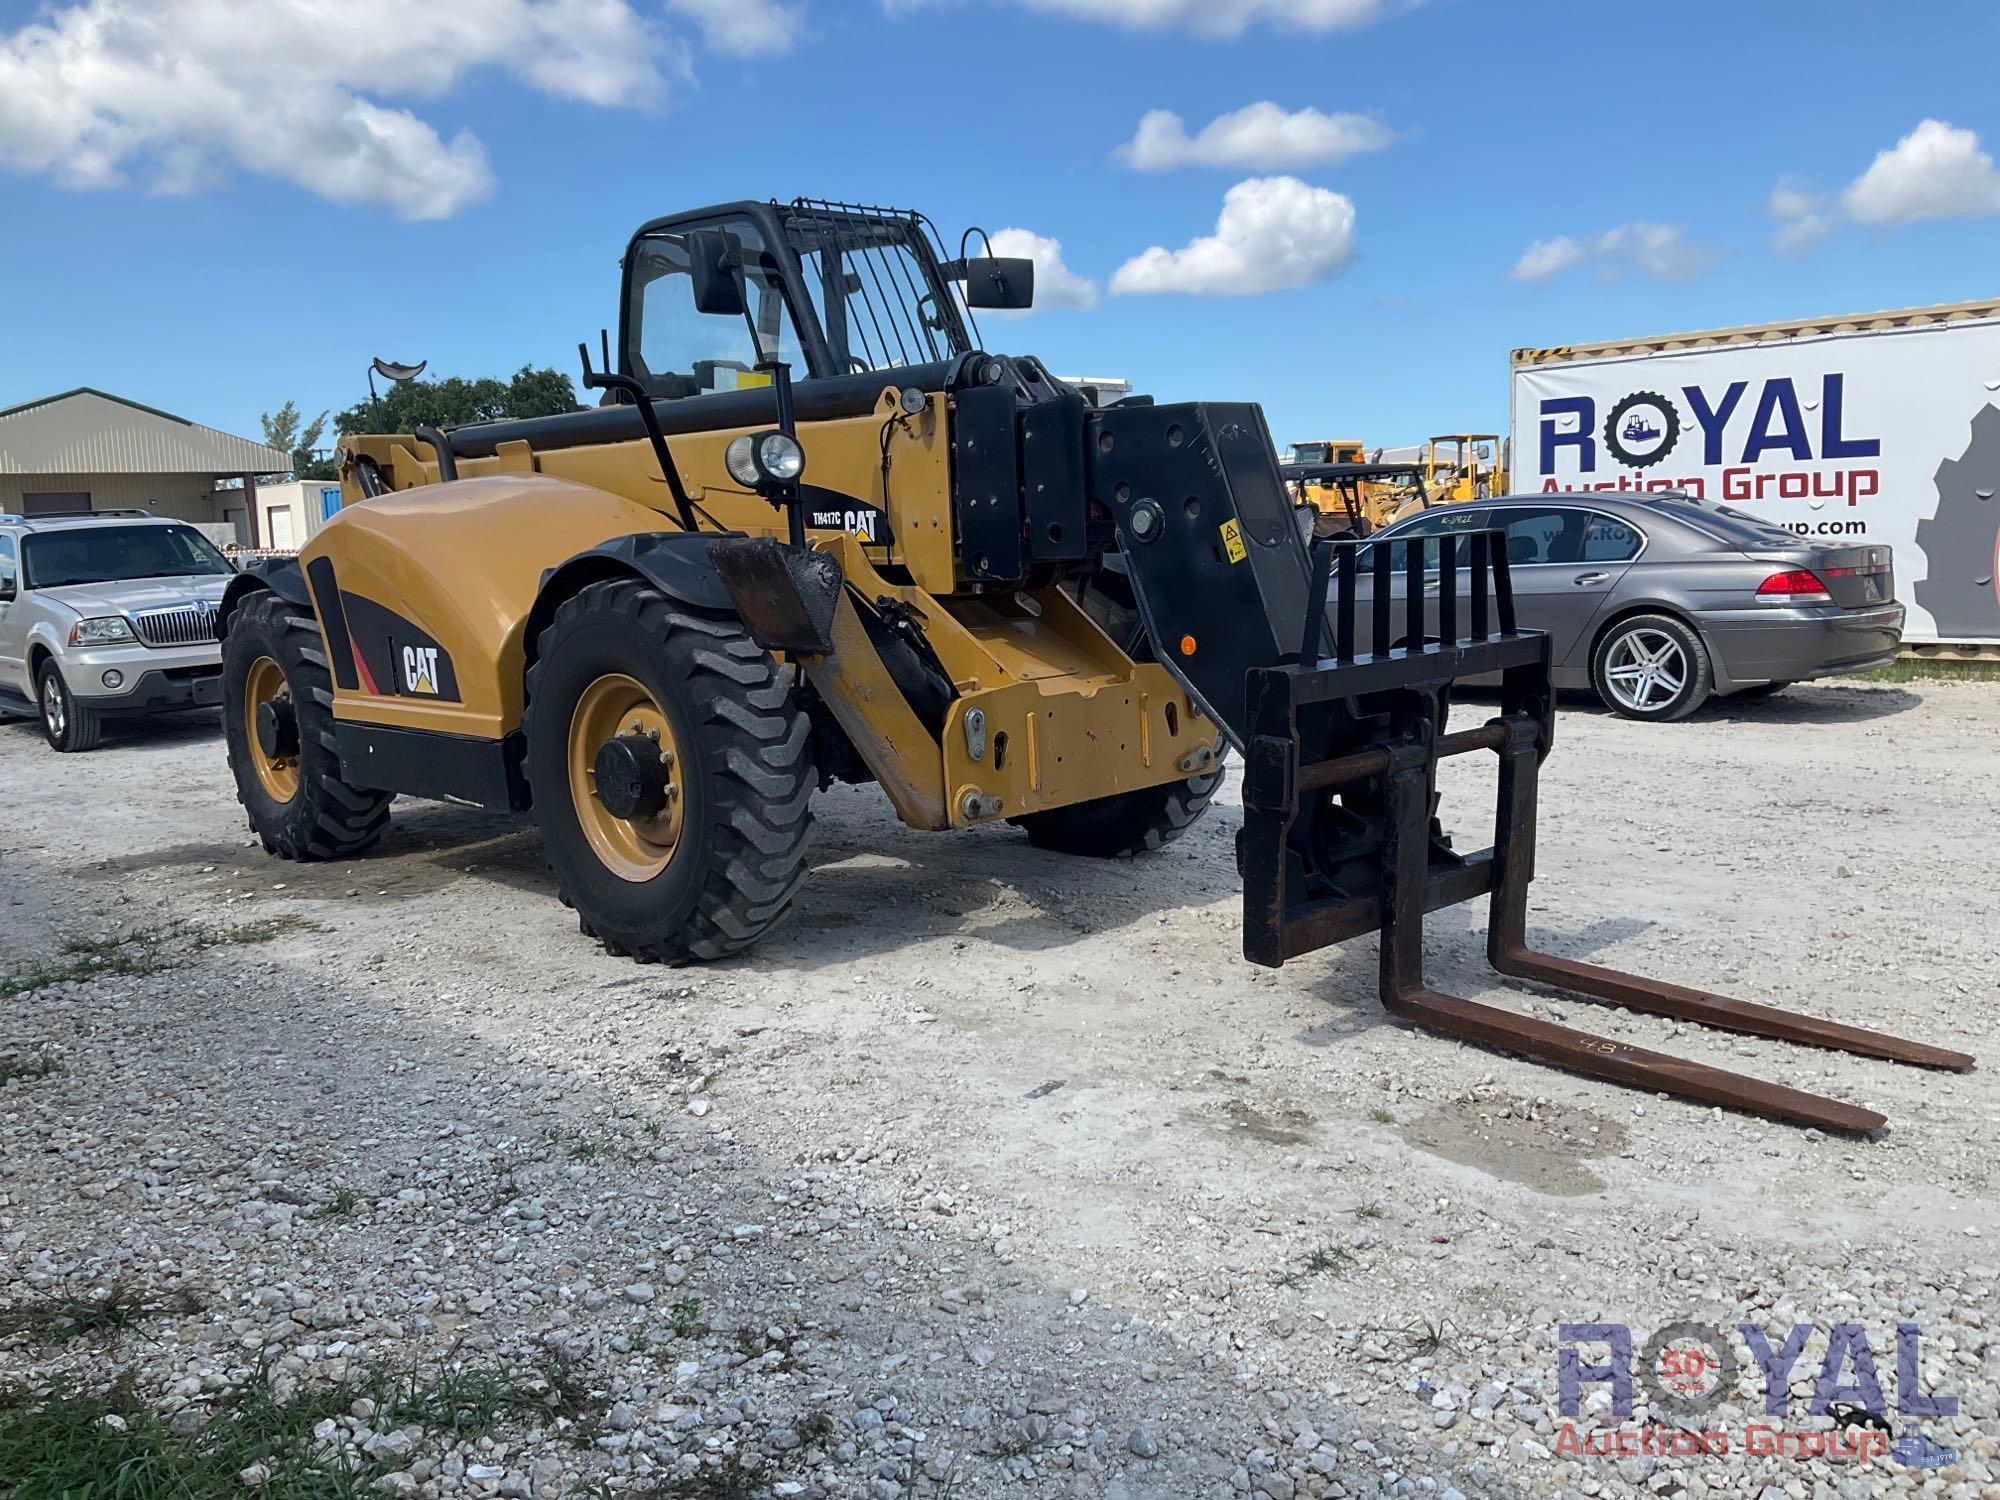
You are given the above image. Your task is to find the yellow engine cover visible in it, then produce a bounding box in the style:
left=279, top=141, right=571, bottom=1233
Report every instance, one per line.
left=302, top=474, right=672, bottom=738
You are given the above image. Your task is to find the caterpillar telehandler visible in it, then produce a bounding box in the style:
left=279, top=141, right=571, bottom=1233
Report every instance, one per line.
left=218, top=198, right=1968, bottom=1132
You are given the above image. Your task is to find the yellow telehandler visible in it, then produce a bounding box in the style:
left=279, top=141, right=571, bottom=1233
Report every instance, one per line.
left=215, top=198, right=1966, bottom=1130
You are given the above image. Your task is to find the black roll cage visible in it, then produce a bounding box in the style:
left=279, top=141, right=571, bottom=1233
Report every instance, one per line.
left=618, top=199, right=979, bottom=394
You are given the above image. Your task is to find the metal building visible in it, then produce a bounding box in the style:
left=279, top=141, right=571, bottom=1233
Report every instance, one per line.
left=0, top=388, right=289, bottom=545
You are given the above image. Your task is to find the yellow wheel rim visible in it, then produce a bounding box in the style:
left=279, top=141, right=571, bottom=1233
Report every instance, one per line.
left=568, top=673, right=685, bottom=884
left=244, top=655, right=300, bottom=803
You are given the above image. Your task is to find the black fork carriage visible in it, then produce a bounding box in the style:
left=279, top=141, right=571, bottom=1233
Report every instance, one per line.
left=1097, top=402, right=1971, bottom=1133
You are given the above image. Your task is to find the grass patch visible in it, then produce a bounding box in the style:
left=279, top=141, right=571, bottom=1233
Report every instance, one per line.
left=0, top=919, right=294, bottom=999
left=0, top=1053, right=56, bottom=1087
left=1368, top=1107, right=1394, bottom=1125
left=350, top=1353, right=602, bottom=1449
left=1365, top=1315, right=1452, bottom=1358
left=0, top=1351, right=610, bottom=1499
left=649, top=1453, right=762, bottom=1498
left=798, top=1406, right=834, bottom=1445
left=0, top=1374, right=366, bottom=1499
left=1275, top=1246, right=1353, bottom=1289
left=311, top=1187, right=358, bottom=1221
left=0, top=1279, right=196, bottom=1348
left=361, top=1364, right=551, bottom=1437
left=1860, top=657, right=2000, bottom=684
left=1350, top=1201, right=1384, bottom=1220
left=667, top=1297, right=706, bottom=1339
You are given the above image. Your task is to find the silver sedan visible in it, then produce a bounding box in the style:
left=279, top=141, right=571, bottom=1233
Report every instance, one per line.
left=1361, top=492, right=1903, bottom=720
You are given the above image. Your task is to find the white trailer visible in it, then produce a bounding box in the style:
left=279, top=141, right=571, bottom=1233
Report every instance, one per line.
left=1509, top=298, right=2000, bottom=648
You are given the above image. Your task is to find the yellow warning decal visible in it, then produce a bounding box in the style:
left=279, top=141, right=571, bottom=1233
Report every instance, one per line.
left=1220, top=517, right=1247, bottom=563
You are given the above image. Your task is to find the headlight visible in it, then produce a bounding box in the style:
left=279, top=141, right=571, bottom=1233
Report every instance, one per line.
left=724, top=435, right=761, bottom=487
left=70, top=616, right=135, bottom=646
left=724, top=429, right=806, bottom=488
left=757, top=432, right=804, bottom=482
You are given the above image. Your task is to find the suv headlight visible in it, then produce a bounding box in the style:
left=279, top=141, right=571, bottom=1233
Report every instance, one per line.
left=69, top=616, right=135, bottom=646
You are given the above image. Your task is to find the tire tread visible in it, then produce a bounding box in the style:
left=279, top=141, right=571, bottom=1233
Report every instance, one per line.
left=524, top=579, right=814, bottom=965
left=224, top=591, right=392, bottom=859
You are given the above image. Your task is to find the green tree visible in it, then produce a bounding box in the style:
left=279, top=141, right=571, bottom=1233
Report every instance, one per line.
left=332, top=365, right=582, bottom=437
left=259, top=400, right=338, bottom=480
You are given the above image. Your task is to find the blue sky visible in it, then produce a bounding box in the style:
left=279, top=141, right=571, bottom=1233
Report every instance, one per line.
left=3, top=0, right=1999, bottom=454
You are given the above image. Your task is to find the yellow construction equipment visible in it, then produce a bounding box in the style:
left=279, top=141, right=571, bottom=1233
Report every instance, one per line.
left=211, top=196, right=1966, bottom=1131
left=1422, top=433, right=1507, bottom=503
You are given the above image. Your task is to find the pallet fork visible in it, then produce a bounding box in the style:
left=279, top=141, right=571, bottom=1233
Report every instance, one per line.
left=1098, top=404, right=1970, bottom=1133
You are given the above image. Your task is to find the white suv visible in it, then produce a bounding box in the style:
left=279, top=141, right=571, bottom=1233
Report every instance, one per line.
left=0, top=509, right=234, bottom=752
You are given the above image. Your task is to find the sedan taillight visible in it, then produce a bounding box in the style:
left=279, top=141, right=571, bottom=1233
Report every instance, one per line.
left=1756, top=569, right=1833, bottom=604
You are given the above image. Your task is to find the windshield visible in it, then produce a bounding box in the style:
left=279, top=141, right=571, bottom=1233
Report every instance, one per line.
left=783, top=202, right=971, bottom=373
left=22, top=524, right=233, bottom=590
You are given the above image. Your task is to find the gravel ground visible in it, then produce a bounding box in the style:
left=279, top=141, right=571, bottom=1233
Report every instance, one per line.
left=2, top=680, right=1996, bottom=1500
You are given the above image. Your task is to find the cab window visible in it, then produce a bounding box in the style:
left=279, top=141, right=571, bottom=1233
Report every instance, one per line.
left=1582, top=512, right=1645, bottom=562
left=0, top=534, right=16, bottom=595
left=628, top=220, right=807, bottom=399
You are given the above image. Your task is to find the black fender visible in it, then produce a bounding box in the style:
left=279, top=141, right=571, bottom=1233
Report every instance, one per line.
left=524, top=532, right=737, bottom=664
left=219, top=556, right=312, bottom=637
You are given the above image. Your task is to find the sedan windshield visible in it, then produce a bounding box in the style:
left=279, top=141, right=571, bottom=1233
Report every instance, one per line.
left=22, top=524, right=233, bottom=590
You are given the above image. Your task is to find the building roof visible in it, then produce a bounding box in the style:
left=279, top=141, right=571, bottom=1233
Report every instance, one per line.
left=1512, top=293, right=2000, bottom=367
left=0, top=388, right=290, bottom=477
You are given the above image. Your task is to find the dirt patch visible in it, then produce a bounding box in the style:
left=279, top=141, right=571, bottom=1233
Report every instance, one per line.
left=1213, top=1096, right=1316, bottom=1146
left=1400, top=1096, right=1628, bottom=1197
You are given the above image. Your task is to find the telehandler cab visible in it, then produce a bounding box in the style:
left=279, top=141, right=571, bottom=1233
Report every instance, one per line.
left=219, top=198, right=1968, bottom=1132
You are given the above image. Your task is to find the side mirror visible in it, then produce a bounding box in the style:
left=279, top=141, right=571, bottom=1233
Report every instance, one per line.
left=687, top=229, right=747, bottom=317
left=956, top=256, right=1034, bottom=310
left=0, top=575, right=14, bottom=602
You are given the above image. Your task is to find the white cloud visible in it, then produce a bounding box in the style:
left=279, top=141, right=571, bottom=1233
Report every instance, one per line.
left=0, top=0, right=750, bottom=219
left=988, top=228, right=1098, bottom=310
left=1510, top=236, right=1585, bottom=283
left=1116, top=102, right=1393, bottom=171
left=886, top=0, right=1406, bottom=36
left=1767, top=179, right=1833, bottom=259
left=1842, top=118, right=2000, bottom=225
left=1110, top=176, right=1356, bottom=297
left=664, top=0, right=803, bottom=55
left=1509, top=222, right=1710, bottom=283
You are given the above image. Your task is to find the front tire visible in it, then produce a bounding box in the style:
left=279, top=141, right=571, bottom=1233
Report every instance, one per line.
left=1591, top=614, right=1711, bottom=722
left=37, top=661, right=103, bottom=752
left=222, top=591, right=393, bottom=858
left=524, top=579, right=815, bottom=964
left=1011, top=763, right=1224, bottom=858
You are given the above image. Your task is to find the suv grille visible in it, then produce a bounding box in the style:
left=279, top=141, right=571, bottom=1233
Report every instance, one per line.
left=132, top=603, right=220, bottom=648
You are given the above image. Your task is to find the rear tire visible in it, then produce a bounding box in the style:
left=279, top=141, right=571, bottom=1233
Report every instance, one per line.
left=223, top=591, right=393, bottom=859
left=37, top=661, right=103, bottom=752
left=1012, top=763, right=1224, bottom=858
left=1590, top=614, right=1711, bottom=722
left=524, top=579, right=815, bottom=964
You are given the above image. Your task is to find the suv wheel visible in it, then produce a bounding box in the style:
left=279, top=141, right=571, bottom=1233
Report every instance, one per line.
left=38, top=660, right=104, bottom=752
left=1591, top=614, right=1711, bottom=722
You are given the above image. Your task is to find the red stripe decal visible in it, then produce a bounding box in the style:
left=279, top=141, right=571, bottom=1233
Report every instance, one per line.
left=349, top=634, right=379, bottom=695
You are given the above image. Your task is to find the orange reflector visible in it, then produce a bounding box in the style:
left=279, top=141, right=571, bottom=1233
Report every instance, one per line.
left=1179, top=634, right=1198, bottom=656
